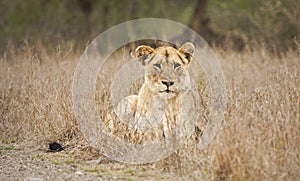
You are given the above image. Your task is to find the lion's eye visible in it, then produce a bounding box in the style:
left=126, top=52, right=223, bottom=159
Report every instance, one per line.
left=174, top=63, right=181, bottom=70
left=153, top=63, right=162, bottom=70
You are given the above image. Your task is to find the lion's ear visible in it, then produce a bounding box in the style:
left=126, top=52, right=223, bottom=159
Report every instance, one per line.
left=179, top=42, right=194, bottom=64
left=135, top=45, right=155, bottom=66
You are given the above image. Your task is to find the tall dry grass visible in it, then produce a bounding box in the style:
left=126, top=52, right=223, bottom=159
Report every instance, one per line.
left=0, top=42, right=299, bottom=180
left=0, top=43, right=79, bottom=144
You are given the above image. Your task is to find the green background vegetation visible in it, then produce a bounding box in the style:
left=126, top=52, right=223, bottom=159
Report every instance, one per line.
left=0, top=0, right=299, bottom=52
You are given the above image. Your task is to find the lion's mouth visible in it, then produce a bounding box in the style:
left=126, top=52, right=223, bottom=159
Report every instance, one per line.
left=159, top=89, right=174, bottom=93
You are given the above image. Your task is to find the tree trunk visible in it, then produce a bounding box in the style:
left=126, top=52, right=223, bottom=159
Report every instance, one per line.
left=77, top=0, right=93, bottom=34
left=189, top=0, right=208, bottom=34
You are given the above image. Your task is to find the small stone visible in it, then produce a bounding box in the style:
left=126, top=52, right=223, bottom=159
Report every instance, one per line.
left=75, top=170, right=84, bottom=175
left=26, top=177, right=43, bottom=181
left=86, top=159, right=101, bottom=164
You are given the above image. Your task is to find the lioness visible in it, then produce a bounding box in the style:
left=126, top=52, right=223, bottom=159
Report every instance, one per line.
left=115, top=42, right=198, bottom=142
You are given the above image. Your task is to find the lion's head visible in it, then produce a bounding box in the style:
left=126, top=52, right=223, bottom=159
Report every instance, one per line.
left=135, top=42, right=194, bottom=99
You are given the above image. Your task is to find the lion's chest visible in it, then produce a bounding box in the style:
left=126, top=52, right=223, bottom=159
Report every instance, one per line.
left=135, top=94, right=182, bottom=131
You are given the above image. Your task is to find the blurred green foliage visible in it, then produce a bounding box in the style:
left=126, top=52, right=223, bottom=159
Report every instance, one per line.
left=209, top=0, right=300, bottom=51
left=0, top=0, right=299, bottom=52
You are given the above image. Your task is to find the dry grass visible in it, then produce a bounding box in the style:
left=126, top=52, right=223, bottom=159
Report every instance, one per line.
left=0, top=42, right=299, bottom=180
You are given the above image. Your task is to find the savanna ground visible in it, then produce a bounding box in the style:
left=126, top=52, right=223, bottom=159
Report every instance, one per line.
left=0, top=42, right=299, bottom=180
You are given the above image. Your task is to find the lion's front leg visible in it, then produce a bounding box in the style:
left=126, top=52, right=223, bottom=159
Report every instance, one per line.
left=176, top=90, right=199, bottom=139
left=134, top=95, right=166, bottom=132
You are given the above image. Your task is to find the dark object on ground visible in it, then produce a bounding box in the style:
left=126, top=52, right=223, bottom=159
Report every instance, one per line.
left=48, top=142, right=64, bottom=152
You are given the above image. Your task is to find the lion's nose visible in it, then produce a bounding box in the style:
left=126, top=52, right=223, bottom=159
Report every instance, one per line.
left=162, top=81, right=174, bottom=87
